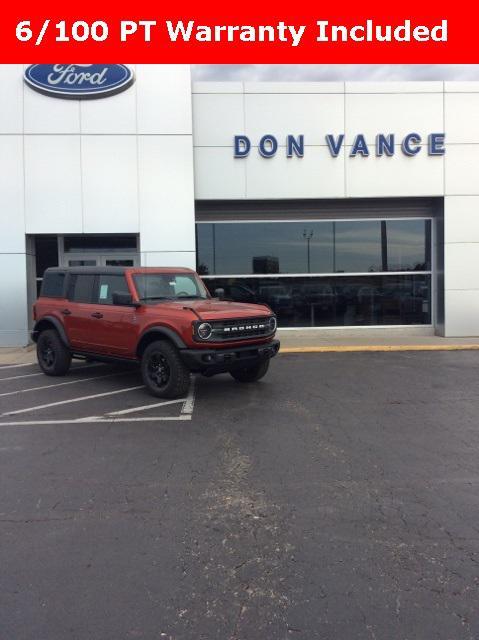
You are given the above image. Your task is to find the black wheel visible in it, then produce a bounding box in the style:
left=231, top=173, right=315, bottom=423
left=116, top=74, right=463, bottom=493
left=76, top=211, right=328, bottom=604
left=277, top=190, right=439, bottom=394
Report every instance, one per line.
left=230, top=359, right=270, bottom=383
left=141, top=340, right=190, bottom=399
left=37, top=329, right=72, bottom=376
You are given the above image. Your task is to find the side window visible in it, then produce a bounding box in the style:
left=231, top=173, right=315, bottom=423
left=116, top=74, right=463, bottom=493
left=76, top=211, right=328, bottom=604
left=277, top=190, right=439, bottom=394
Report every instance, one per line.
left=67, top=274, right=96, bottom=303
left=41, top=272, right=65, bottom=298
left=97, top=275, right=130, bottom=305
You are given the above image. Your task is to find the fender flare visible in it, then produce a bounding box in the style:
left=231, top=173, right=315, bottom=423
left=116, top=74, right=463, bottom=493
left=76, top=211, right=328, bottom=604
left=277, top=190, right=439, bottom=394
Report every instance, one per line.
left=32, top=316, right=70, bottom=348
left=137, top=326, right=187, bottom=353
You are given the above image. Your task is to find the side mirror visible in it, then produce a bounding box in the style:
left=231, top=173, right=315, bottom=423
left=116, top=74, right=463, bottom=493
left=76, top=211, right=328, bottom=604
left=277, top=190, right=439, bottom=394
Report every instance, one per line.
left=214, top=287, right=225, bottom=300
left=112, top=291, right=139, bottom=307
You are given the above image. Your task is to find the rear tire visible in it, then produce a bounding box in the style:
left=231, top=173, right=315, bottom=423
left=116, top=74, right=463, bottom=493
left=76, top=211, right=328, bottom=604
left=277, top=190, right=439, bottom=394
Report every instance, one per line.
left=230, top=359, right=270, bottom=383
left=37, top=329, right=72, bottom=376
left=141, top=340, right=190, bottom=399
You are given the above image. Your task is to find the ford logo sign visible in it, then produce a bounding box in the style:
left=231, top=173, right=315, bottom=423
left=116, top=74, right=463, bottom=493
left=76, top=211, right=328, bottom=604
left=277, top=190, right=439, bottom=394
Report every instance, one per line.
left=24, top=64, right=134, bottom=99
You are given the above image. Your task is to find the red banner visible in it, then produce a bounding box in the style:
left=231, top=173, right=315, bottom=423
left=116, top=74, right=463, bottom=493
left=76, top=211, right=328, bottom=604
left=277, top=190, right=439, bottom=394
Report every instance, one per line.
left=0, top=1, right=475, bottom=62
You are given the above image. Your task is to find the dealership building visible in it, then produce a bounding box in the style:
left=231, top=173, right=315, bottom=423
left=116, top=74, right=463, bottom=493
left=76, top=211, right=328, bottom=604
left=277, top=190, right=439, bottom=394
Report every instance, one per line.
left=1, top=64, right=479, bottom=346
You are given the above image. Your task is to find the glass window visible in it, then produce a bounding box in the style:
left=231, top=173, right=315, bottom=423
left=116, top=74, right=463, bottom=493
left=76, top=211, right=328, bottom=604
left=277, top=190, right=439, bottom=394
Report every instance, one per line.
left=173, top=275, right=200, bottom=296
left=35, top=236, right=58, bottom=277
left=68, top=260, right=97, bottom=267
left=133, top=273, right=208, bottom=303
left=97, top=275, right=130, bottom=305
left=67, top=274, right=96, bottom=303
left=386, top=220, right=431, bottom=271
left=64, top=235, right=137, bottom=253
left=41, top=272, right=65, bottom=298
left=196, top=220, right=431, bottom=275
left=197, top=222, right=334, bottom=275
left=104, top=259, right=135, bottom=267
left=202, top=274, right=431, bottom=327
left=333, top=221, right=382, bottom=272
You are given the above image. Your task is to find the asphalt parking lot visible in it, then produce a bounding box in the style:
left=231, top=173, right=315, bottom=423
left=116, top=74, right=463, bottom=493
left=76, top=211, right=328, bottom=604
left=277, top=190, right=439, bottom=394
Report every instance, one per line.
left=1, top=350, right=479, bottom=640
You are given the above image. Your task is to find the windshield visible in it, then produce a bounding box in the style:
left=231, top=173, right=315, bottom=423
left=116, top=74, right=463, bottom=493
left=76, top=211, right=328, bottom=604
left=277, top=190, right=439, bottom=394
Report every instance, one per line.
left=133, top=273, right=209, bottom=303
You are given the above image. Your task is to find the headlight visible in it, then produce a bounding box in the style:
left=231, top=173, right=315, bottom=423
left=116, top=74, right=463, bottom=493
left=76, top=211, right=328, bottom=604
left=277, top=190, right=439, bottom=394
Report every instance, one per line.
left=197, top=322, right=212, bottom=340
left=269, top=316, right=277, bottom=333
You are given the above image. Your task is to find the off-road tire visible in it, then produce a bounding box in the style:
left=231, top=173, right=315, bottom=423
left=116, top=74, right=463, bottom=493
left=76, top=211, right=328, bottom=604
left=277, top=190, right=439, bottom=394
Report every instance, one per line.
left=37, top=329, right=72, bottom=376
left=141, top=340, right=191, bottom=399
left=230, top=359, right=270, bottom=383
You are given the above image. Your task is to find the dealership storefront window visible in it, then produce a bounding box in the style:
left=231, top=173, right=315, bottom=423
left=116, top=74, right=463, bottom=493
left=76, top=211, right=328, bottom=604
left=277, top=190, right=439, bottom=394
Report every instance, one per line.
left=197, top=219, right=432, bottom=327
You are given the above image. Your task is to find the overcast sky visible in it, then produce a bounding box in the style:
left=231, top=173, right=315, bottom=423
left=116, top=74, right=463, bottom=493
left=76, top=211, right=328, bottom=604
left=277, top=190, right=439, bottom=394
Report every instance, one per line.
left=193, top=65, right=479, bottom=81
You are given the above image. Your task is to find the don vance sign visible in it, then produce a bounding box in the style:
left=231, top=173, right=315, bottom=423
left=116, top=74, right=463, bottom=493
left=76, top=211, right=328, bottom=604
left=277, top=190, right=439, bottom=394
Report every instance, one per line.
left=234, top=133, right=446, bottom=158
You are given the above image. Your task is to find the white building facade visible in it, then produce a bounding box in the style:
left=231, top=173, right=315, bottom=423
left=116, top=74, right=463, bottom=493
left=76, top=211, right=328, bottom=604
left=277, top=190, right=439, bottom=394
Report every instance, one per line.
left=0, top=64, right=478, bottom=345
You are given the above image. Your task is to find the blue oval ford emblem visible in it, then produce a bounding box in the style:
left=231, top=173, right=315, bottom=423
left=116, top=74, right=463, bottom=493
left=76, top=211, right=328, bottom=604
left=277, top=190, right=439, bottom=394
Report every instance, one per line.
left=24, top=64, right=134, bottom=99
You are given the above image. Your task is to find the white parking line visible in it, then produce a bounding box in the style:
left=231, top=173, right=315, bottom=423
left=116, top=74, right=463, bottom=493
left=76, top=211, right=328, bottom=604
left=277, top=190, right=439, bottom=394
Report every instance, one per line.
left=181, top=376, right=196, bottom=415
left=0, top=415, right=192, bottom=426
left=0, top=363, right=103, bottom=383
left=106, top=397, right=186, bottom=416
left=78, top=377, right=197, bottom=421
left=0, top=371, right=44, bottom=382
left=0, top=371, right=134, bottom=398
left=0, top=374, right=198, bottom=426
left=0, top=362, right=36, bottom=370
left=2, top=385, right=145, bottom=416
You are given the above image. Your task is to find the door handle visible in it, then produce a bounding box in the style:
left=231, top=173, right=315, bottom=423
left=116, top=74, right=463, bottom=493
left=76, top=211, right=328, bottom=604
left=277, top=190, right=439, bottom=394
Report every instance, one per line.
left=91, top=312, right=104, bottom=319
left=61, top=309, right=71, bottom=316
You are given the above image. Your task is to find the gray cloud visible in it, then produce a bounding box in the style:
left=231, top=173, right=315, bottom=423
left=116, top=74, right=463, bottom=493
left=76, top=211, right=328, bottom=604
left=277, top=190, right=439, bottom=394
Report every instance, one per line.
left=192, top=64, right=479, bottom=81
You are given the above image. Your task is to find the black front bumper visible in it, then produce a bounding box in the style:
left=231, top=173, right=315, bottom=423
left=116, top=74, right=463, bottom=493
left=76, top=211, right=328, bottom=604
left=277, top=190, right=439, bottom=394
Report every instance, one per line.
left=180, top=339, right=280, bottom=375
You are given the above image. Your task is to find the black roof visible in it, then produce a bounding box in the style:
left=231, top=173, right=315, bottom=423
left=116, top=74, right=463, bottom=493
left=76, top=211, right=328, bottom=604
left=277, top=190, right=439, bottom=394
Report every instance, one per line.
left=45, top=266, right=127, bottom=275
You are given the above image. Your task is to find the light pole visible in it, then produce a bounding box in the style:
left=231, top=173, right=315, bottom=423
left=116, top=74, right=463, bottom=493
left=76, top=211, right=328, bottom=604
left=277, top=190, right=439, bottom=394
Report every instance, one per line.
left=303, top=229, right=314, bottom=273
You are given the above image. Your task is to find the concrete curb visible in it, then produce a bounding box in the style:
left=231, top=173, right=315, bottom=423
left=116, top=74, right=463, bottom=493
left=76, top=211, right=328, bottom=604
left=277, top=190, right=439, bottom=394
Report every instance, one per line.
left=2, top=343, right=479, bottom=366
left=280, top=345, right=479, bottom=353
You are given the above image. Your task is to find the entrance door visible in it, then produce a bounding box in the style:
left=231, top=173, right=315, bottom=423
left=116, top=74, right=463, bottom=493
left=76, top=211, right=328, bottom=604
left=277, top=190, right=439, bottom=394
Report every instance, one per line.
left=64, top=253, right=140, bottom=268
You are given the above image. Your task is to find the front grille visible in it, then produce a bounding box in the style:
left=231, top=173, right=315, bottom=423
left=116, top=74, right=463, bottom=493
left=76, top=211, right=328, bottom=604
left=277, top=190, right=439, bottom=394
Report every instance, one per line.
left=210, top=317, right=273, bottom=341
